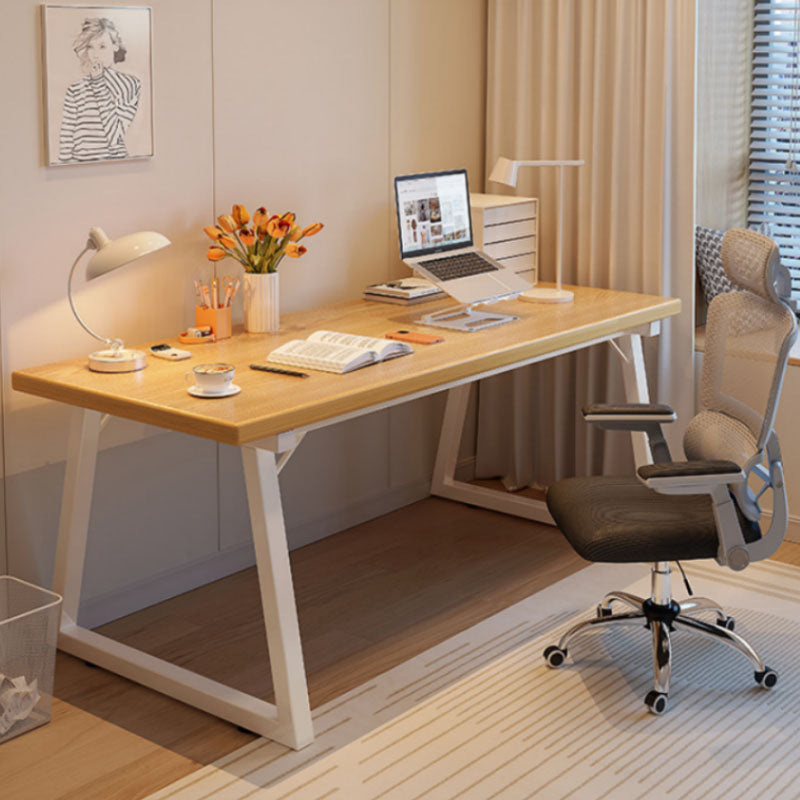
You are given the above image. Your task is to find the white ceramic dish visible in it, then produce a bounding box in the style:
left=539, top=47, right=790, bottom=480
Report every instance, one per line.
left=187, top=383, right=242, bottom=398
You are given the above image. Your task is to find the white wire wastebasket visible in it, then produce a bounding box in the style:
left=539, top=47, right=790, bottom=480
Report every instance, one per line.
left=0, top=576, right=62, bottom=743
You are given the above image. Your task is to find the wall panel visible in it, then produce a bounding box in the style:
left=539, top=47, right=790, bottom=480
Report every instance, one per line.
left=212, top=0, right=394, bottom=553
left=211, top=0, right=392, bottom=312
left=0, top=0, right=488, bottom=621
left=387, top=0, right=487, bottom=487
left=0, top=0, right=217, bottom=596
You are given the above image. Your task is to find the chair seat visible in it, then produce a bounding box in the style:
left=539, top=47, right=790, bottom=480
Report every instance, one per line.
left=546, top=476, right=760, bottom=563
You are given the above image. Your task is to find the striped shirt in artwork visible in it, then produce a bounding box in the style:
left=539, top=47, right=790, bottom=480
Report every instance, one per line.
left=59, top=68, right=141, bottom=162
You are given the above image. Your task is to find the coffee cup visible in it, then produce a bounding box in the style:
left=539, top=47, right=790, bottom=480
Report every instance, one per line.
left=186, top=363, right=235, bottom=394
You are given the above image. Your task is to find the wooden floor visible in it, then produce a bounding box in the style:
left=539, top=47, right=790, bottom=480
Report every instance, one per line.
left=2, top=496, right=799, bottom=800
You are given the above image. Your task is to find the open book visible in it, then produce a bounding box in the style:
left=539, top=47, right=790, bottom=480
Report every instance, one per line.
left=267, top=330, right=413, bottom=374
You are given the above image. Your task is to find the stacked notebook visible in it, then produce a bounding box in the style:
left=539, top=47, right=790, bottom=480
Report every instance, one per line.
left=363, top=278, right=445, bottom=305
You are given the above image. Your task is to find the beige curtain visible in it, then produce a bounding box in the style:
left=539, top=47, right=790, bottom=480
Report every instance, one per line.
left=695, top=0, right=752, bottom=232
left=476, top=0, right=696, bottom=489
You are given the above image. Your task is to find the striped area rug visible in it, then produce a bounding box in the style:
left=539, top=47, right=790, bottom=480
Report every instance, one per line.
left=145, top=560, right=800, bottom=800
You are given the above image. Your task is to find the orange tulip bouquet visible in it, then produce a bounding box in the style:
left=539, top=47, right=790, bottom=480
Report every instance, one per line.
left=204, top=204, right=323, bottom=273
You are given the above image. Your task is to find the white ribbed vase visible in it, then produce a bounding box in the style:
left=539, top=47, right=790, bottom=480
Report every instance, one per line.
left=243, top=272, right=279, bottom=333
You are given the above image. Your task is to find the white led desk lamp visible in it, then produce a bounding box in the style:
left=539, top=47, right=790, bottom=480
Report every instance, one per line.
left=489, top=157, right=584, bottom=303
left=68, top=226, right=171, bottom=372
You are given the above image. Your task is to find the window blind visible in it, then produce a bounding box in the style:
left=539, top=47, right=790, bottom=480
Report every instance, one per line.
left=750, top=0, right=800, bottom=304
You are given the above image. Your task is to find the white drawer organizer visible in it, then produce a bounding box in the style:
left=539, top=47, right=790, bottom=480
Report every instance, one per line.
left=470, top=193, right=538, bottom=286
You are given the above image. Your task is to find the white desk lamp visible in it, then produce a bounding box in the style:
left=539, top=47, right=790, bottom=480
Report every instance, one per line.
left=68, top=226, right=171, bottom=372
left=489, top=157, right=584, bottom=303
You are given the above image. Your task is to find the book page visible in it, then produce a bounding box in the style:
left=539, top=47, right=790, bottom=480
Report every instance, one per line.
left=308, top=330, right=384, bottom=351
left=308, top=330, right=412, bottom=360
left=267, top=340, right=377, bottom=374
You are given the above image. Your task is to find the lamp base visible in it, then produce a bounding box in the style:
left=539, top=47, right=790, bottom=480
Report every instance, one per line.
left=88, top=348, right=147, bottom=373
left=519, top=287, right=574, bottom=304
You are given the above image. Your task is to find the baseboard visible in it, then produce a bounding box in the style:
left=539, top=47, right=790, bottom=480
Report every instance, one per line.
left=85, top=466, right=787, bottom=630
left=760, top=509, right=800, bottom=544
left=285, top=475, right=433, bottom=551
left=79, top=473, right=440, bottom=628
left=79, top=542, right=260, bottom=629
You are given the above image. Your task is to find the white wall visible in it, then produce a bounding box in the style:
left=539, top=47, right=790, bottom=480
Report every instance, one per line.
left=764, top=366, right=800, bottom=542
left=0, top=0, right=487, bottom=623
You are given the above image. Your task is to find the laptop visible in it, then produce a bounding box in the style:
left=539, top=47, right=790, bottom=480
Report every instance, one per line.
left=393, top=169, right=531, bottom=305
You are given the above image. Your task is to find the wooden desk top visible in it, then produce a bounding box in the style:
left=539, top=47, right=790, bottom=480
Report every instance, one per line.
left=12, top=285, right=680, bottom=445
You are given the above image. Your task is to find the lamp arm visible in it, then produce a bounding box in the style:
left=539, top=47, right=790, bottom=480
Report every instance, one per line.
left=67, top=244, right=123, bottom=352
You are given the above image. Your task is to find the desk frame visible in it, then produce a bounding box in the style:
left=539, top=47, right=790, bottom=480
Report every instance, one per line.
left=432, top=330, right=653, bottom=520
left=54, top=414, right=314, bottom=748
left=50, top=322, right=656, bottom=750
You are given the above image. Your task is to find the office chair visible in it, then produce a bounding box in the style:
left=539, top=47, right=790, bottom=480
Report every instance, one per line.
left=542, top=228, right=797, bottom=714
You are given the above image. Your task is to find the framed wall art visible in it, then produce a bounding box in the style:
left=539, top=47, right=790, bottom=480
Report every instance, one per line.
left=41, top=5, right=154, bottom=166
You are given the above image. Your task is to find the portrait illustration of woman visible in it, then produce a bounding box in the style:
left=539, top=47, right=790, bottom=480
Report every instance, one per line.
left=58, top=17, right=141, bottom=163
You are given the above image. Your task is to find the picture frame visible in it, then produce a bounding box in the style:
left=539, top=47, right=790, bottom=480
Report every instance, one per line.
left=41, top=4, right=154, bottom=166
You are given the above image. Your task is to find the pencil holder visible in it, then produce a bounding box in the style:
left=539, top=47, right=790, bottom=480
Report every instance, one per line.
left=195, top=305, right=232, bottom=340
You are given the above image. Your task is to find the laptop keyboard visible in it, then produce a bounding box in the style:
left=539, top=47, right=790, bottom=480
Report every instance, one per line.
left=423, top=252, right=499, bottom=281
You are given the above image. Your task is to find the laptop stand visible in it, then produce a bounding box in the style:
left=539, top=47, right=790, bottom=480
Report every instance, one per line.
left=418, top=304, right=519, bottom=332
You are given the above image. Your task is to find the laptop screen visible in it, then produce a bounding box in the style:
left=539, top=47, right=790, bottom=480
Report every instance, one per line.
left=394, top=169, right=473, bottom=259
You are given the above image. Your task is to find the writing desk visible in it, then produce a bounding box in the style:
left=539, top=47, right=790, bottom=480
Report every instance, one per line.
left=12, top=285, right=680, bottom=749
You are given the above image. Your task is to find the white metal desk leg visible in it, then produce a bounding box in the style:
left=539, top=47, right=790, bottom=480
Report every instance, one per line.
left=430, top=383, right=554, bottom=523
left=53, top=408, right=102, bottom=625
left=616, top=334, right=653, bottom=467
left=431, top=384, right=471, bottom=492
left=241, top=445, right=313, bottom=750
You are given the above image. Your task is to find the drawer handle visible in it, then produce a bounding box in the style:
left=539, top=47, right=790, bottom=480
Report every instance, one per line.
left=486, top=215, right=536, bottom=224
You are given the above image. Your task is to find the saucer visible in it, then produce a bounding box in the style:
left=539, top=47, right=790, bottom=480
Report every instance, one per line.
left=187, top=383, right=241, bottom=398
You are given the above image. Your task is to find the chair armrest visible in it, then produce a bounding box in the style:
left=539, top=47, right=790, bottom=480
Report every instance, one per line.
left=638, top=460, right=753, bottom=570
left=583, top=403, right=676, bottom=463
left=637, top=460, right=744, bottom=492
left=582, top=403, right=676, bottom=425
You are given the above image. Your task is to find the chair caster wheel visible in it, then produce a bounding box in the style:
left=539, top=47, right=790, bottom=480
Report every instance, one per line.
left=543, top=645, right=567, bottom=668
left=596, top=604, right=613, bottom=618
left=716, top=617, right=735, bottom=631
left=644, top=690, right=669, bottom=715
left=755, top=667, right=778, bottom=689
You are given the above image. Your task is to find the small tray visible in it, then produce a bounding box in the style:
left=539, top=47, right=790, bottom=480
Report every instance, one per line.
left=178, top=332, right=216, bottom=344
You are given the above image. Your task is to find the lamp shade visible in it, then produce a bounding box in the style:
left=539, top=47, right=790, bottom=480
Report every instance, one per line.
left=85, top=227, right=171, bottom=280
left=488, top=157, right=585, bottom=304
left=68, top=225, right=171, bottom=372
left=488, top=157, right=519, bottom=187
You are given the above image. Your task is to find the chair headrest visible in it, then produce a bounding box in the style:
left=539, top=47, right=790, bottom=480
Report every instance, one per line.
left=721, top=228, right=791, bottom=304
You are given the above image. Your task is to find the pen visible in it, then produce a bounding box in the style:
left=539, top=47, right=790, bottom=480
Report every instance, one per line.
left=193, top=280, right=206, bottom=307
left=223, top=277, right=234, bottom=307
left=250, top=364, right=309, bottom=378
left=228, top=278, right=240, bottom=306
